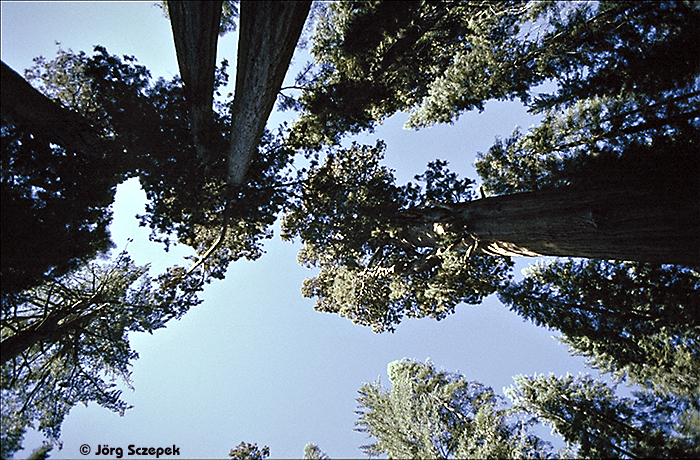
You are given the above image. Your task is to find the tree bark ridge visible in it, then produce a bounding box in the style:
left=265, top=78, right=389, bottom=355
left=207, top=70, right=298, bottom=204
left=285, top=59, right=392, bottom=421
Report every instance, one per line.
left=462, top=180, right=700, bottom=265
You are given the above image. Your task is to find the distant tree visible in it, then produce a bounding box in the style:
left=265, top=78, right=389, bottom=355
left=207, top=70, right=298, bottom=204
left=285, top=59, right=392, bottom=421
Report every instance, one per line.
left=229, top=442, right=270, bottom=460
left=355, top=359, right=552, bottom=459
left=499, top=259, right=700, bottom=400
left=303, top=443, right=330, bottom=460
left=0, top=251, right=202, bottom=457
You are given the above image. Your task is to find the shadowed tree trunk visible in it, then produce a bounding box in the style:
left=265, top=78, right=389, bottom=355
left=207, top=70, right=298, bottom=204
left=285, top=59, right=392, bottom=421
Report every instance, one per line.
left=401, top=155, right=700, bottom=266
left=1, top=61, right=106, bottom=155
left=167, top=0, right=223, bottom=162
left=167, top=1, right=310, bottom=186
left=227, top=0, right=311, bottom=186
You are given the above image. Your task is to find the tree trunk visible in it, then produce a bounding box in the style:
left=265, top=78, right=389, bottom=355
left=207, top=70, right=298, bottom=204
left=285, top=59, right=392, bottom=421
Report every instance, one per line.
left=405, top=156, right=700, bottom=266
left=1, top=61, right=105, bottom=155
left=0, top=301, right=100, bottom=365
left=227, top=0, right=311, bottom=186
left=167, top=1, right=223, bottom=162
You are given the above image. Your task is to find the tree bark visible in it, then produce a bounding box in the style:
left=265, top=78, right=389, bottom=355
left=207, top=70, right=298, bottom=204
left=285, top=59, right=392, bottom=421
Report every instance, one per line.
left=167, top=1, right=223, bottom=162
left=403, top=156, right=700, bottom=266
left=1, top=61, right=105, bottom=155
left=227, top=0, right=311, bottom=186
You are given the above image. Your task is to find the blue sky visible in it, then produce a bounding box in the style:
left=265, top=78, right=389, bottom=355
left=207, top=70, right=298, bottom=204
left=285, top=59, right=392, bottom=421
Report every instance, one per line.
left=2, top=2, right=590, bottom=458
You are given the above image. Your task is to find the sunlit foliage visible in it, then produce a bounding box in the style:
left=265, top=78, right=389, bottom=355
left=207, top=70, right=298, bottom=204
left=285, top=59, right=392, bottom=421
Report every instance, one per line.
left=282, top=142, right=512, bottom=332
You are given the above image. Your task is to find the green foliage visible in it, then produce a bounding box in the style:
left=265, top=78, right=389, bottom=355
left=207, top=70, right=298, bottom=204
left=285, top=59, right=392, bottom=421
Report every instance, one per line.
left=289, top=0, right=540, bottom=148
left=294, top=0, right=699, bottom=144
left=1, top=45, right=154, bottom=296
left=468, top=1, right=700, bottom=196
left=357, top=360, right=698, bottom=459
left=229, top=442, right=270, bottom=460
left=282, top=143, right=512, bottom=332
left=303, top=443, right=330, bottom=460
left=474, top=96, right=700, bottom=196
left=10, top=45, right=295, bottom=287
left=0, top=251, right=202, bottom=457
left=0, top=121, right=118, bottom=295
left=356, top=359, right=552, bottom=459
left=507, top=373, right=700, bottom=458
left=499, top=260, right=700, bottom=399
left=527, top=1, right=700, bottom=112
left=1, top=53, right=124, bottom=295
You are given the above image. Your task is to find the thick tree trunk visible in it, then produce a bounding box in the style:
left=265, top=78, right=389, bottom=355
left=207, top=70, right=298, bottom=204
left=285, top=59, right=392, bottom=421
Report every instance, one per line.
left=227, top=0, right=311, bottom=186
left=405, top=157, right=700, bottom=266
left=464, top=183, right=699, bottom=265
left=167, top=1, right=223, bottom=162
left=1, top=61, right=105, bottom=154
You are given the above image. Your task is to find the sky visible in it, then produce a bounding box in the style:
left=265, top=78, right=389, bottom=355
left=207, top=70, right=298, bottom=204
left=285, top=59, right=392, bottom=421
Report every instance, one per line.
left=2, top=2, right=591, bottom=458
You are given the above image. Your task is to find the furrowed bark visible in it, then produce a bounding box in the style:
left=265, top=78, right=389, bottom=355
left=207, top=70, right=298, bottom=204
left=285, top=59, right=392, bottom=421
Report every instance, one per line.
left=463, top=183, right=699, bottom=265
left=167, top=1, right=309, bottom=275
left=227, top=0, right=311, bottom=186
left=167, top=0, right=223, bottom=161
left=402, top=158, right=700, bottom=266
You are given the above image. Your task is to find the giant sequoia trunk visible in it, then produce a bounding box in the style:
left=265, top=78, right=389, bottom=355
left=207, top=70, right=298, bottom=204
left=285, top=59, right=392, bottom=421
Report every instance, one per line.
left=167, top=1, right=311, bottom=186
left=464, top=182, right=698, bottom=265
left=167, top=1, right=223, bottom=162
left=405, top=154, right=700, bottom=266
left=227, top=0, right=311, bottom=185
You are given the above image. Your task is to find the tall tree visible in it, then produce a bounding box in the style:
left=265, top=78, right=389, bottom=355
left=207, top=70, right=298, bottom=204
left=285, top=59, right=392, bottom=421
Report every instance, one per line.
left=1, top=52, right=130, bottom=295
left=166, top=0, right=311, bottom=186
left=3, top=1, right=313, bottom=297
left=506, top=373, right=700, bottom=458
left=0, top=40, right=299, bottom=456
left=167, top=1, right=224, bottom=162
left=292, top=1, right=699, bottom=141
left=286, top=0, right=700, bottom=265
left=356, top=360, right=698, bottom=459
left=0, top=251, right=202, bottom=458
left=280, top=0, right=700, bottom=331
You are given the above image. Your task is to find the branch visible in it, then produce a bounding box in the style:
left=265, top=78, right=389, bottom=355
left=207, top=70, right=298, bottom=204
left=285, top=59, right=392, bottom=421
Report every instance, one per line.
left=182, top=200, right=231, bottom=279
